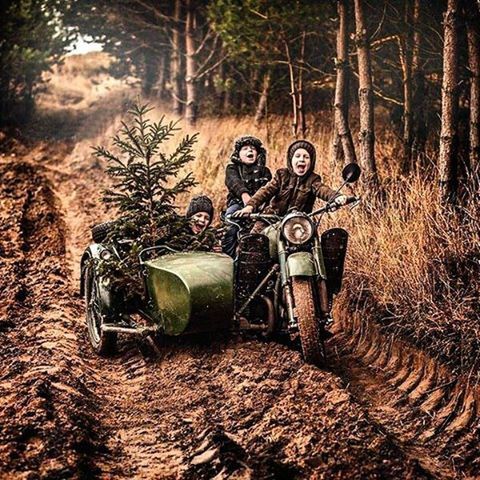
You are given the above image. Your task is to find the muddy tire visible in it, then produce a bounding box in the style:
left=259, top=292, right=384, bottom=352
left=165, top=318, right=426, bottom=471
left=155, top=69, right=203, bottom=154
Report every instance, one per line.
left=292, top=277, right=325, bottom=366
left=84, top=265, right=117, bottom=356
left=91, top=221, right=115, bottom=243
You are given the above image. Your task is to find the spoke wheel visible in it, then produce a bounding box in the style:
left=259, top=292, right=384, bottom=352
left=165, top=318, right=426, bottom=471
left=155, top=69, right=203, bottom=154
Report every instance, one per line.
left=84, top=265, right=117, bottom=356
left=291, top=277, right=325, bottom=366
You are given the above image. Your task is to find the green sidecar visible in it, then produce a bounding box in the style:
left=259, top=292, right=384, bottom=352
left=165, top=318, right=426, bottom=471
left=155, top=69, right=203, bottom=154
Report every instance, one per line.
left=144, top=252, right=234, bottom=335
left=80, top=243, right=234, bottom=355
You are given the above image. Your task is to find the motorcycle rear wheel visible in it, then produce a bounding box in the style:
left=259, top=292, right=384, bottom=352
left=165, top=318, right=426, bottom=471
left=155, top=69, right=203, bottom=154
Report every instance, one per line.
left=292, top=277, right=325, bottom=366
left=84, top=265, right=117, bottom=356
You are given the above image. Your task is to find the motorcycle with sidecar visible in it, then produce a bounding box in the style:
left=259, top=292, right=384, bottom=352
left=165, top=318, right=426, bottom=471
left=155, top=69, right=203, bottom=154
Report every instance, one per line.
left=80, top=163, right=360, bottom=365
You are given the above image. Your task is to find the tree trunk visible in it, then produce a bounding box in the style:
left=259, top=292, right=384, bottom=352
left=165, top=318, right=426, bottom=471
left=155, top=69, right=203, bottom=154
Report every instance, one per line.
left=156, top=54, right=168, bottom=100
left=142, top=48, right=157, bottom=97
left=185, top=0, right=197, bottom=126
left=255, top=70, right=271, bottom=125
left=223, top=68, right=232, bottom=113
left=333, top=0, right=357, bottom=166
left=464, top=0, right=480, bottom=176
left=399, top=0, right=413, bottom=174
left=284, top=39, right=298, bottom=137
left=171, top=0, right=182, bottom=115
left=354, top=0, right=379, bottom=185
left=411, top=0, right=427, bottom=167
left=298, top=30, right=307, bottom=137
left=438, top=0, right=460, bottom=205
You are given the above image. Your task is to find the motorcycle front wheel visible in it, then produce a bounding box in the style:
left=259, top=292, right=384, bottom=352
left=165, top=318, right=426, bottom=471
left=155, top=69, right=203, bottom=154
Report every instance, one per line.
left=291, top=277, right=325, bottom=366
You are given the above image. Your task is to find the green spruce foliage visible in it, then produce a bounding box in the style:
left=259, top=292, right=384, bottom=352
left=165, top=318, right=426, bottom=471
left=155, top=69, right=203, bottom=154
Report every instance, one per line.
left=93, top=103, right=218, bottom=301
left=94, top=103, right=198, bottom=245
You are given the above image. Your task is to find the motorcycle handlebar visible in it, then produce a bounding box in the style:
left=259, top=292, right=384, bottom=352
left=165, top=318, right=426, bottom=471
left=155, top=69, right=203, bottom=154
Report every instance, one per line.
left=225, top=196, right=360, bottom=222
left=224, top=213, right=280, bottom=222
left=310, top=196, right=360, bottom=217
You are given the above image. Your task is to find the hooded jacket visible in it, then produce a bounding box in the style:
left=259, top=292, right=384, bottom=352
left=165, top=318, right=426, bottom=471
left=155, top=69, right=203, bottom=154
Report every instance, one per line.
left=225, top=136, right=272, bottom=206
left=246, top=147, right=337, bottom=215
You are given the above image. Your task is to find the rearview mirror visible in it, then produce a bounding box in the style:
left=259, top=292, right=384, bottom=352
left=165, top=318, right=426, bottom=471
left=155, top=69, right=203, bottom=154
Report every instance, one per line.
left=342, top=163, right=361, bottom=183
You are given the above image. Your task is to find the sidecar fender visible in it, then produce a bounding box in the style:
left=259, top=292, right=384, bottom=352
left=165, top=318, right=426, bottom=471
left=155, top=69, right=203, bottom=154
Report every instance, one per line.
left=287, top=252, right=317, bottom=277
left=79, top=243, right=110, bottom=296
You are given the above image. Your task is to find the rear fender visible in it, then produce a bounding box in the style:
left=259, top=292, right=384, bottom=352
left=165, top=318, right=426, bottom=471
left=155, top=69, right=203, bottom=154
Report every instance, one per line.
left=286, top=252, right=317, bottom=277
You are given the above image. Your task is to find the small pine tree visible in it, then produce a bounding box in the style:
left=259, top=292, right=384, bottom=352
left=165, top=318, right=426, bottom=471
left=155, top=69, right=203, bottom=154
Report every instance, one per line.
left=93, top=103, right=211, bottom=300
left=94, top=103, right=198, bottom=244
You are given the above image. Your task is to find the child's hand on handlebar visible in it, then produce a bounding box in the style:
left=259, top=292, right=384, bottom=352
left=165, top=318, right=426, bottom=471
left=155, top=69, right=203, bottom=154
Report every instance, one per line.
left=232, top=205, right=254, bottom=218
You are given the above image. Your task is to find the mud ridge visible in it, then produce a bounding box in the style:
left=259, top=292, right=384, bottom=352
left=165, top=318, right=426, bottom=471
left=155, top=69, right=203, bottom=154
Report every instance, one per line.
left=331, top=309, right=480, bottom=479
left=0, top=161, right=111, bottom=478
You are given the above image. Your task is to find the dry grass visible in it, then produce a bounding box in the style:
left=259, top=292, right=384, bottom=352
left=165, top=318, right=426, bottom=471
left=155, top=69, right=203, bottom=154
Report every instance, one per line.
left=334, top=176, right=480, bottom=377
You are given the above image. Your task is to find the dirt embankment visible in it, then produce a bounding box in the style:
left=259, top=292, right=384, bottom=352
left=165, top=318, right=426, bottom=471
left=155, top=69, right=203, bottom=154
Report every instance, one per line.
left=0, top=55, right=479, bottom=479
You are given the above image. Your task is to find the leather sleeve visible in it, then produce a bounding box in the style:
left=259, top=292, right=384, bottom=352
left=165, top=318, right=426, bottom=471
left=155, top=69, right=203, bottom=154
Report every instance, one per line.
left=312, top=176, right=338, bottom=202
left=247, top=170, right=281, bottom=211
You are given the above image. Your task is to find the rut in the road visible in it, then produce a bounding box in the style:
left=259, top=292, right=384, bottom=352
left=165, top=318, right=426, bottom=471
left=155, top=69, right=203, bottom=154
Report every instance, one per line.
left=0, top=161, right=108, bottom=478
left=331, top=309, right=480, bottom=479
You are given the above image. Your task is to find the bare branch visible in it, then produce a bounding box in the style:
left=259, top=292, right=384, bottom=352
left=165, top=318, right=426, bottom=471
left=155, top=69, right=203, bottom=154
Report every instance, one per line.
left=196, top=54, right=229, bottom=80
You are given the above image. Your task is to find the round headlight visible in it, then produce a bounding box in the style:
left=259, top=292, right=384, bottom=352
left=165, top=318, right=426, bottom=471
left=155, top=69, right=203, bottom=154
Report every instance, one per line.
left=281, top=215, right=314, bottom=245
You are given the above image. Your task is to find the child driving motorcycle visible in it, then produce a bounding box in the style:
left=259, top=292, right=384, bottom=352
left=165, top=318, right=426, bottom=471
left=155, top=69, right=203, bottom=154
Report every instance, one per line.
left=233, top=140, right=348, bottom=229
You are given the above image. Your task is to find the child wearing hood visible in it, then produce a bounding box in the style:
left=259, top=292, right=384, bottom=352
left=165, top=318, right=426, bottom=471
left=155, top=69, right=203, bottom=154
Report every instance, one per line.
left=234, top=140, right=348, bottom=231
left=222, top=135, right=271, bottom=257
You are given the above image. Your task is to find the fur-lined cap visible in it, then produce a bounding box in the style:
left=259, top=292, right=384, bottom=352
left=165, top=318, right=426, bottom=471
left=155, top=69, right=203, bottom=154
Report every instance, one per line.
left=230, top=135, right=267, bottom=166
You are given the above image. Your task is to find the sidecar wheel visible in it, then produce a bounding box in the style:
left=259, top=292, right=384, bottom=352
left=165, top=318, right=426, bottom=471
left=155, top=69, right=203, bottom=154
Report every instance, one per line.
left=292, top=277, right=325, bottom=366
left=84, top=265, right=117, bottom=356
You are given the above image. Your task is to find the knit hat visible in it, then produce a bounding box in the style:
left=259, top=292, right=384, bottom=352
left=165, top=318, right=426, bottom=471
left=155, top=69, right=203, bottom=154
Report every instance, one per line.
left=287, top=140, right=316, bottom=173
left=186, top=195, right=214, bottom=225
left=230, top=135, right=267, bottom=166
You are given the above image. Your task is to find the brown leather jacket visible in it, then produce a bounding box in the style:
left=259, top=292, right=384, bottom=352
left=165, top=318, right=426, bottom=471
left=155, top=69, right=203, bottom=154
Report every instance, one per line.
left=247, top=167, right=338, bottom=215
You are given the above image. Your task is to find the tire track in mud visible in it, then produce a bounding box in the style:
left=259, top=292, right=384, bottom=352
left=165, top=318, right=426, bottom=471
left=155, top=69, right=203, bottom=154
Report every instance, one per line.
left=329, top=309, right=480, bottom=479
left=0, top=161, right=107, bottom=478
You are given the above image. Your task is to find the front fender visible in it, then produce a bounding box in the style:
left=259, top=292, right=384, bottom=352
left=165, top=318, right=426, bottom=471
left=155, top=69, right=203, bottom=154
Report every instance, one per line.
left=286, top=252, right=317, bottom=277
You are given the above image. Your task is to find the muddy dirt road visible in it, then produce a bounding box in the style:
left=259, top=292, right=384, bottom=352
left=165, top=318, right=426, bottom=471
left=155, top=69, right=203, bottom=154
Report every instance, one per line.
left=0, top=65, right=478, bottom=479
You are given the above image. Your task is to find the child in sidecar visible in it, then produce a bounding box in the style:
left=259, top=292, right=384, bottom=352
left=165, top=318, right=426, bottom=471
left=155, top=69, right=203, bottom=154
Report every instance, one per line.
left=173, top=194, right=221, bottom=252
